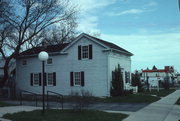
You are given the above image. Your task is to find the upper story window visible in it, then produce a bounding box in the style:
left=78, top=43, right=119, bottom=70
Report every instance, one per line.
left=47, top=58, right=52, bottom=64
left=78, top=45, right=92, bottom=60
left=22, top=60, right=27, bottom=65
left=82, top=46, right=89, bottom=59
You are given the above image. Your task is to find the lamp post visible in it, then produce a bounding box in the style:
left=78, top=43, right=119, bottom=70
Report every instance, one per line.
left=38, top=51, right=49, bottom=114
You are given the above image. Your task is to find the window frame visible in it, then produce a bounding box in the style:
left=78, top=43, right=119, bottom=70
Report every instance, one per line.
left=33, top=73, right=39, bottom=86
left=74, top=72, right=81, bottom=86
left=81, top=45, right=89, bottom=59
left=47, top=73, right=53, bottom=86
left=125, top=71, right=130, bottom=83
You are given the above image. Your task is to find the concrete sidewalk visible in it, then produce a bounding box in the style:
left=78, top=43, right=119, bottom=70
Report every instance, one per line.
left=0, top=90, right=179, bottom=121
left=123, top=89, right=180, bottom=121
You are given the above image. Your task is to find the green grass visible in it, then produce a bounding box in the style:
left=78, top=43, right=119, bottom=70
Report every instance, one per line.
left=95, top=89, right=176, bottom=103
left=141, top=89, right=176, bottom=97
left=175, top=98, right=180, bottom=105
left=3, top=109, right=128, bottom=121
left=0, top=101, right=16, bottom=107
left=99, top=94, right=160, bottom=103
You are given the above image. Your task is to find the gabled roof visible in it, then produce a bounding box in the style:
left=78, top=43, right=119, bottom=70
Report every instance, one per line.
left=20, top=43, right=69, bottom=56
left=84, top=33, right=133, bottom=56
left=19, top=33, right=133, bottom=56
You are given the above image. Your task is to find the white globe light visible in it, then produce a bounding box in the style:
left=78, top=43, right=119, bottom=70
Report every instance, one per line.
left=38, top=51, right=49, bottom=61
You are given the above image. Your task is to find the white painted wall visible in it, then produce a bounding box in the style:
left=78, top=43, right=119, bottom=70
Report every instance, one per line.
left=16, top=36, right=132, bottom=97
left=108, top=52, right=131, bottom=94
left=16, top=37, right=109, bottom=97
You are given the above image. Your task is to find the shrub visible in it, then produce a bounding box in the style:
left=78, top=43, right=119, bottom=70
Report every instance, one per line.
left=111, top=64, right=124, bottom=96
left=131, top=71, right=143, bottom=92
left=123, top=89, right=133, bottom=96
left=69, top=90, right=93, bottom=111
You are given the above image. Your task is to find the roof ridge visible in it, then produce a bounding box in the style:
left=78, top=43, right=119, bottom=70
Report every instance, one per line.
left=84, top=33, right=133, bottom=56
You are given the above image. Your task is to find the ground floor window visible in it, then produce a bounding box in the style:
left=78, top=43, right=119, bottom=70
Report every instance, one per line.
left=70, top=71, right=84, bottom=86
left=30, top=72, right=56, bottom=86
left=74, top=72, right=81, bottom=86
left=47, top=73, right=53, bottom=86
left=125, top=71, right=130, bottom=83
left=30, top=73, right=41, bottom=86
left=34, top=73, right=39, bottom=85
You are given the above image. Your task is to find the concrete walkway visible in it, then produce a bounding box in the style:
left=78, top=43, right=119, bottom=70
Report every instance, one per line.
left=0, top=90, right=179, bottom=121
left=123, top=89, right=180, bottom=121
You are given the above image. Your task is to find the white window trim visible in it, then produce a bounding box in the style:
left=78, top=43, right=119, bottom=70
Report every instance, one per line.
left=74, top=72, right=81, bottom=86
left=81, top=45, right=89, bottom=60
left=47, top=73, right=53, bottom=86
left=33, top=73, right=39, bottom=86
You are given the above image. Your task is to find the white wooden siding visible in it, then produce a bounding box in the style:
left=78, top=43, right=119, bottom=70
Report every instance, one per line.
left=16, top=37, right=109, bottom=97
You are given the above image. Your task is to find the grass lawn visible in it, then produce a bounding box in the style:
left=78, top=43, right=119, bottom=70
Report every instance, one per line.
left=141, top=89, right=176, bottom=97
left=3, top=109, right=128, bottom=121
left=0, top=101, right=16, bottom=107
left=96, top=89, right=176, bottom=103
left=99, top=93, right=160, bottom=103
left=175, top=98, right=180, bottom=105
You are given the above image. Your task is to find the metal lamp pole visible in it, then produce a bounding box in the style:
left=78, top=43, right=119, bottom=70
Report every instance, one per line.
left=38, top=51, right=49, bottom=114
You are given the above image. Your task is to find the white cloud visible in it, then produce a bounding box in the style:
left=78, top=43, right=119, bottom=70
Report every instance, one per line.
left=106, top=9, right=144, bottom=16
left=74, top=0, right=116, bottom=12
left=101, top=33, right=180, bottom=71
left=70, top=0, right=117, bottom=33
left=77, top=15, right=100, bottom=33
left=146, top=1, right=158, bottom=7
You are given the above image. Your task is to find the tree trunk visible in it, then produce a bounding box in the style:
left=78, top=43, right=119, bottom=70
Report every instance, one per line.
left=0, top=58, right=10, bottom=88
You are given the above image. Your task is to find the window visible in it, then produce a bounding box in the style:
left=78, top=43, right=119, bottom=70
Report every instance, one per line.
left=22, top=60, right=27, bottom=65
left=33, top=73, right=40, bottom=85
left=47, top=58, right=52, bottom=64
left=82, top=46, right=89, bottom=59
left=30, top=72, right=56, bottom=86
left=47, top=73, right=53, bottom=85
left=78, top=45, right=92, bottom=60
left=74, top=72, right=81, bottom=86
left=30, top=73, right=41, bottom=86
left=125, top=71, right=130, bottom=83
left=70, top=71, right=84, bottom=86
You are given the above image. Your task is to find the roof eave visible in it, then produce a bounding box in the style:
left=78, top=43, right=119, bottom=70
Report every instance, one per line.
left=17, top=52, right=68, bottom=59
left=111, top=49, right=133, bottom=56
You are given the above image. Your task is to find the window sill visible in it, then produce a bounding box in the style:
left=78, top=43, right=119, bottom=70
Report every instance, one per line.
left=46, top=64, right=53, bottom=66
left=32, top=85, right=40, bottom=87
left=73, top=85, right=82, bottom=87
left=46, top=85, right=54, bottom=87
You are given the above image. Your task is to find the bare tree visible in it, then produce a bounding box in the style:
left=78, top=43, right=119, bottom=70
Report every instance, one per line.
left=41, top=20, right=78, bottom=45
left=0, top=0, right=77, bottom=87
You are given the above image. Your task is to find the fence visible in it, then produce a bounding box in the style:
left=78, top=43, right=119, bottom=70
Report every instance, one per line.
left=47, top=90, right=63, bottom=110
left=19, top=90, right=38, bottom=107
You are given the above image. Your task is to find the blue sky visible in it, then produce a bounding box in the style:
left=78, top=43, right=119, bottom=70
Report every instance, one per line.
left=73, top=0, right=180, bottom=72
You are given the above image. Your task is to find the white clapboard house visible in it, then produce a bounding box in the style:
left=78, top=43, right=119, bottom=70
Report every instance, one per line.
left=16, top=33, right=133, bottom=97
